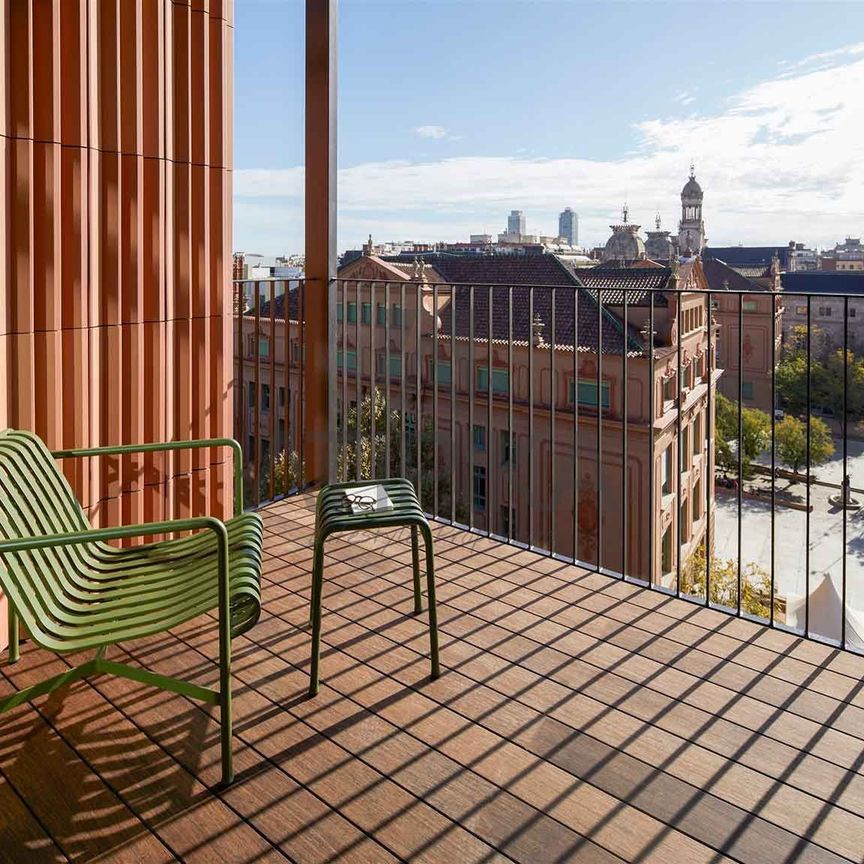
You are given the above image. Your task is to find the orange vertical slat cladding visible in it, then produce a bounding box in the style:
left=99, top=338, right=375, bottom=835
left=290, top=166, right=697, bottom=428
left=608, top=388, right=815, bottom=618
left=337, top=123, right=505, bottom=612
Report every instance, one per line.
left=0, top=0, right=234, bottom=643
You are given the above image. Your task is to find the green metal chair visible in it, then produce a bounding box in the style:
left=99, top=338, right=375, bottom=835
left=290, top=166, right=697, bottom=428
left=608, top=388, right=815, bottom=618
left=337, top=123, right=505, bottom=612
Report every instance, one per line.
left=308, top=478, right=440, bottom=697
left=0, top=429, right=263, bottom=786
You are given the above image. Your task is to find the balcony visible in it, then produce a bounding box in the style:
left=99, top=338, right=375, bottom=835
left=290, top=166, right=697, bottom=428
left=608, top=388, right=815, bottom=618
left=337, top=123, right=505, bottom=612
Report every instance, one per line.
left=3, top=491, right=864, bottom=862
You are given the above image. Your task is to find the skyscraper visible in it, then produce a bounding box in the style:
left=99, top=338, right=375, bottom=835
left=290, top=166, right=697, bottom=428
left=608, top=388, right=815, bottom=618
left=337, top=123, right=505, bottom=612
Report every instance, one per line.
left=507, top=210, right=526, bottom=237
left=558, top=207, right=579, bottom=246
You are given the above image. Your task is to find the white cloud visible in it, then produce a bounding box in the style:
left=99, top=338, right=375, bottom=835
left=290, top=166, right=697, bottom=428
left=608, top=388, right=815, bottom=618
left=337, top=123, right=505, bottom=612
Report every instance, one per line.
left=413, top=125, right=450, bottom=139
left=234, top=44, right=864, bottom=253
left=673, top=89, right=696, bottom=106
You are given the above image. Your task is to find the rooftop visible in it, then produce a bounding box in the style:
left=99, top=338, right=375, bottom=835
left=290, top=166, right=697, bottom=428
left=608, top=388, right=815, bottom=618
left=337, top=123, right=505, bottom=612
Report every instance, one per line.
left=3, top=493, right=864, bottom=863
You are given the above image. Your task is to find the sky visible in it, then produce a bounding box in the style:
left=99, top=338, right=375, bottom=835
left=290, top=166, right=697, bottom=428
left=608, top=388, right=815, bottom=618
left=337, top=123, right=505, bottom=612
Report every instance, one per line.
left=233, top=1, right=864, bottom=256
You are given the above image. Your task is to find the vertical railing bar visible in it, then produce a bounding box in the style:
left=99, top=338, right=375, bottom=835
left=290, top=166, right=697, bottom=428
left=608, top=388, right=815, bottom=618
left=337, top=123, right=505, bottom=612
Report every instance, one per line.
left=842, top=295, right=849, bottom=649
left=299, top=278, right=306, bottom=490
left=268, top=281, right=276, bottom=502
left=282, top=281, right=294, bottom=495
left=370, top=281, right=377, bottom=478
left=433, top=282, right=439, bottom=511
left=805, top=294, right=811, bottom=639
left=648, top=292, right=655, bottom=586
left=451, top=284, right=456, bottom=524
left=253, top=282, right=261, bottom=508
left=237, top=280, right=246, bottom=503
left=508, top=285, right=514, bottom=543
left=550, top=286, right=556, bottom=555
left=341, top=280, right=348, bottom=482
left=597, top=288, right=603, bottom=573
left=770, top=291, right=776, bottom=626
left=355, top=279, right=361, bottom=481
left=385, top=282, right=391, bottom=479
left=573, top=285, right=579, bottom=565
left=400, top=282, right=406, bottom=482
left=737, top=293, right=744, bottom=617
left=675, top=288, right=682, bottom=598
left=416, top=281, right=422, bottom=506
left=622, top=289, right=628, bottom=580
left=469, top=284, right=475, bottom=532
left=529, top=287, right=535, bottom=550
left=487, top=285, right=493, bottom=538
left=705, top=291, right=712, bottom=606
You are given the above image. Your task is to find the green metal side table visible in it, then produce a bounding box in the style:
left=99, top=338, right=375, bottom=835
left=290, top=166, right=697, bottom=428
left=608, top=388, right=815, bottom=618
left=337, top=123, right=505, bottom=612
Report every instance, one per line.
left=308, top=478, right=440, bottom=697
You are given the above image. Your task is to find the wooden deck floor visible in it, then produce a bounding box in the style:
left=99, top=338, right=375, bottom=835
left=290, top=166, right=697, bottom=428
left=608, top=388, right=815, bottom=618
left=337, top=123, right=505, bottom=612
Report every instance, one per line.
left=2, top=493, right=864, bottom=863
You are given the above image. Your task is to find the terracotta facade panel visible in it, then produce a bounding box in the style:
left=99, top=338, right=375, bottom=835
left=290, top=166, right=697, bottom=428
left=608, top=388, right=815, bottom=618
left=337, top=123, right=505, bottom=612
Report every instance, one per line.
left=0, top=0, right=234, bottom=644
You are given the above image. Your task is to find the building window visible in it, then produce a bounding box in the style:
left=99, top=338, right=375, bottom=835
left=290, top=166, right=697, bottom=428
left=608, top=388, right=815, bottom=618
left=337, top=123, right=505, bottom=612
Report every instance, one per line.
left=376, top=303, right=387, bottom=325
left=662, top=375, right=676, bottom=403
left=405, top=412, right=416, bottom=448
left=819, top=306, right=833, bottom=317
left=472, top=424, right=486, bottom=451
left=347, top=302, right=357, bottom=324
left=292, top=342, right=305, bottom=364
left=392, top=304, right=403, bottom=327
left=743, top=300, right=757, bottom=313
left=337, top=349, right=357, bottom=372
left=337, top=303, right=344, bottom=321
left=795, top=305, right=807, bottom=315
left=661, top=445, right=672, bottom=495
left=680, top=501, right=689, bottom=544
left=376, top=353, right=402, bottom=378
left=361, top=302, right=372, bottom=324
left=692, top=413, right=701, bottom=455
left=477, top=367, right=509, bottom=394
left=682, top=426, right=690, bottom=470
left=262, top=384, right=271, bottom=411
left=693, top=478, right=702, bottom=522
left=473, top=466, right=486, bottom=510
left=435, top=361, right=452, bottom=386
left=247, top=383, right=256, bottom=408
left=742, top=380, right=754, bottom=401
left=851, top=307, right=858, bottom=318
left=500, top=504, right=516, bottom=537
left=279, top=386, right=287, bottom=408
left=569, top=379, right=611, bottom=409
left=661, top=527, right=672, bottom=575
left=500, top=430, right=515, bottom=464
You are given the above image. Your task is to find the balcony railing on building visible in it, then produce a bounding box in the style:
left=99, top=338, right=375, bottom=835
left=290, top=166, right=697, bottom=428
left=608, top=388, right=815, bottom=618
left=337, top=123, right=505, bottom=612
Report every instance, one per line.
left=234, top=275, right=864, bottom=654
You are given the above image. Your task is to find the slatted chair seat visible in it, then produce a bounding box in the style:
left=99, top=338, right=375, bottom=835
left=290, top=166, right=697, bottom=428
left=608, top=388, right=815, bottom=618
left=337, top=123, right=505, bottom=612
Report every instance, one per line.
left=0, top=428, right=263, bottom=786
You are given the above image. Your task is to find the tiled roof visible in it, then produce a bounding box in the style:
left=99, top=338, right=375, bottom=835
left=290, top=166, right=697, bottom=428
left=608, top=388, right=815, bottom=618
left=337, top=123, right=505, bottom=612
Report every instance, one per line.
left=702, top=257, right=772, bottom=293
left=255, top=288, right=302, bottom=320
left=413, top=253, right=576, bottom=288
left=781, top=272, right=864, bottom=296
left=703, top=245, right=791, bottom=269
left=575, top=265, right=672, bottom=306
left=438, top=285, right=646, bottom=355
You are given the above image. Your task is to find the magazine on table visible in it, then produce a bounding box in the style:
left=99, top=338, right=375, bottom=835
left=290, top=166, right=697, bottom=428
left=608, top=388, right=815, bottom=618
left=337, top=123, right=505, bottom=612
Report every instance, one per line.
left=341, top=484, right=394, bottom=514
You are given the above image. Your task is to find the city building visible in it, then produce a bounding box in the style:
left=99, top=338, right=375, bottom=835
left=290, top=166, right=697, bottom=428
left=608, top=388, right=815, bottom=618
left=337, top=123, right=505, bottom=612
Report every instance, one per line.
left=558, top=207, right=579, bottom=246
left=821, top=237, right=864, bottom=271
left=702, top=256, right=783, bottom=413
left=507, top=209, right=526, bottom=237
left=325, top=250, right=717, bottom=586
left=781, top=271, right=864, bottom=356
left=601, top=205, right=647, bottom=264
left=678, top=165, right=706, bottom=254
left=645, top=214, right=675, bottom=263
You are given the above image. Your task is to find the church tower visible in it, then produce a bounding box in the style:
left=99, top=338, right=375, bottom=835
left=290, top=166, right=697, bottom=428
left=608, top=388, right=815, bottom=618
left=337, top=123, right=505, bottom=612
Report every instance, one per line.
left=678, top=163, right=705, bottom=255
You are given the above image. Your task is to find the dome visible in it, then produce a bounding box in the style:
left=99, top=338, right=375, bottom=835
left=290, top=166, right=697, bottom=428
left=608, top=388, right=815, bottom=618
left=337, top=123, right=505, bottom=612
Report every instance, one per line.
left=681, top=175, right=703, bottom=199
left=602, top=225, right=646, bottom=263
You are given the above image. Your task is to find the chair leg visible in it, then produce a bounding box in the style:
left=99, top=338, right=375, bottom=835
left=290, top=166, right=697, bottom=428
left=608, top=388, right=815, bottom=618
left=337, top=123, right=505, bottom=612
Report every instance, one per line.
left=7, top=606, right=19, bottom=665
left=410, top=525, right=422, bottom=615
left=308, top=538, right=326, bottom=698
left=421, top=524, right=441, bottom=680
left=218, top=607, right=233, bottom=787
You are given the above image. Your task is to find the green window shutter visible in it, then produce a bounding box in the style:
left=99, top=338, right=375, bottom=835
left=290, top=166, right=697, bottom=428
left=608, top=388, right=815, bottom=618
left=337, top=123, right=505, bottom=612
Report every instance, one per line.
left=347, top=302, right=357, bottom=323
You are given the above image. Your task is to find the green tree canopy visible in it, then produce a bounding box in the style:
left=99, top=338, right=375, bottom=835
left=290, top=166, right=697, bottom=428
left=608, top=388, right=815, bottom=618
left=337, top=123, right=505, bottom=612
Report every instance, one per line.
left=774, top=414, right=834, bottom=475
left=714, top=393, right=770, bottom=476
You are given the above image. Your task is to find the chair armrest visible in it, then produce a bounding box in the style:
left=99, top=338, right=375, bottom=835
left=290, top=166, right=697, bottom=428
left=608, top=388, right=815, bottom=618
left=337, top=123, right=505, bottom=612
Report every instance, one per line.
left=51, top=439, right=244, bottom=518
left=0, top=517, right=230, bottom=615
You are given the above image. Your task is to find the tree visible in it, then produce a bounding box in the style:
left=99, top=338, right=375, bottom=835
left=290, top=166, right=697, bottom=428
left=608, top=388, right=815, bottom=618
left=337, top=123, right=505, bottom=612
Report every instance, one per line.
left=682, top=542, right=774, bottom=619
left=336, top=387, right=460, bottom=518
left=774, top=415, right=834, bottom=475
left=714, top=393, right=770, bottom=477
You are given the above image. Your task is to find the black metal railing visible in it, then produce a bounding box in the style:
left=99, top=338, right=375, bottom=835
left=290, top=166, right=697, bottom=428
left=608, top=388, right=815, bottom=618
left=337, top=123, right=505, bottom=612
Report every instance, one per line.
left=328, top=276, right=864, bottom=654
left=233, top=278, right=306, bottom=509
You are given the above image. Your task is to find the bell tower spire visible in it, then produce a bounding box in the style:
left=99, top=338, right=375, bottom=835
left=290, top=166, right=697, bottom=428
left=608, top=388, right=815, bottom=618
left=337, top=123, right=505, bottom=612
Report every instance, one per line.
left=678, top=165, right=705, bottom=255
